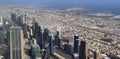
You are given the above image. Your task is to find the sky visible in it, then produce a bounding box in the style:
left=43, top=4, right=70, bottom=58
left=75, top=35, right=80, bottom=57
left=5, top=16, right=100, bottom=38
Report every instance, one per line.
left=0, top=0, right=120, bottom=9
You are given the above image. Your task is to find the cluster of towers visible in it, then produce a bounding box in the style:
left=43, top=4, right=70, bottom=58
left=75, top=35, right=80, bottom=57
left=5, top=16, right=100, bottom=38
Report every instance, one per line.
left=9, top=13, right=56, bottom=59
left=6, top=13, right=101, bottom=59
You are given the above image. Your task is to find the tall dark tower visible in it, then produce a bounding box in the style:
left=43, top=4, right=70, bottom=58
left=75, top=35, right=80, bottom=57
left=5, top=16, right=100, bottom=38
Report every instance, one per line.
left=17, top=16, right=22, bottom=26
left=11, top=13, right=17, bottom=22
left=34, top=23, right=39, bottom=38
left=0, top=27, right=4, bottom=44
left=48, top=33, right=54, bottom=55
left=55, top=28, right=61, bottom=48
left=0, top=16, right=4, bottom=44
left=38, top=27, right=44, bottom=49
left=33, top=17, right=39, bottom=39
left=43, top=28, right=49, bottom=42
left=25, top=14, right=27, bottom=22
left=23, top=23, right=27, bottom=38
left=37, top=26, right=41, bottom=40
left=74, top=35, right=79, bottom=53
left=79, top=40, right=88, bottom=59
left=18, top=15, right=26, bottom=26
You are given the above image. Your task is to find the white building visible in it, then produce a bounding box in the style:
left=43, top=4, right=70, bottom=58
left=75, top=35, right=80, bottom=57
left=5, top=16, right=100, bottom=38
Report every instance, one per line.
left=0, top=16, right=3, bottom=27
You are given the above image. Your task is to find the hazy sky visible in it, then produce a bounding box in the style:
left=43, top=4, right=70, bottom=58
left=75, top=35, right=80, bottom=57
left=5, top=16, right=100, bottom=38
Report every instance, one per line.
left=0, top=0, right=120, bottom=8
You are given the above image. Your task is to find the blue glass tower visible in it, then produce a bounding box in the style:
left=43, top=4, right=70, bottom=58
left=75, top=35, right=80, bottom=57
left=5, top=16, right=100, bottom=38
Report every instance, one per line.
left=55, top=30, right=60, bottom=48
left=11, top=13, right=17, bottom=22
left=74, top=35, right=79, bottom=53
left=48, top=33, right=54, bottom=55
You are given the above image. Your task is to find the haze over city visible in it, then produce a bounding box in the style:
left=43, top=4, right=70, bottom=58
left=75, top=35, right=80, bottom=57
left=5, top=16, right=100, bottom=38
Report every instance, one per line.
left=0, top=0, right=120, bottom=59
left=0, top=0, right=120, bottom=8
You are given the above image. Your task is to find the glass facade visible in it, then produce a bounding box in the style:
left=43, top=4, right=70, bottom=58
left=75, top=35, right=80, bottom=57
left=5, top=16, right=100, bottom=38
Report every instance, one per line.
left=10, top=27, right=23, bottom=59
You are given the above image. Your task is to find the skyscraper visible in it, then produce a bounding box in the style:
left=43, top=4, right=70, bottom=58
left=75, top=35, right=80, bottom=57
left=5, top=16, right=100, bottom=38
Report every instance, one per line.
left=9, top=26, right=24, bottom=59
left=43, top=28, right=49, bottom=42
left=40, top=30, right=44, bottom=49
left=11, top=13, right=17, bottom=23
left=79, top=40, right=88, bottom=59
left=55, top=28, right=61, bottom=48
left=0, top=16, right=5, bottom=44
left=34, top=22, right=39, bottom=38
left=18, top=15, right=26, bottom=26
left=40, top=28, right=49, bottom=49
left=30, top=38, right=41, bottom=59
left=22, top=23, right=28, bottom=38
left=48, top=33, right=54, bottom=55
left=37, top=26, right=43, bottom=49
left=94, top=49, right=100, bottom=59
left=32, top=17, right=39, bottom=40
left=0, top=16, right=3, bottom=27
left=0, top=27, right=4, bottom=44
left=18, top=15, right=24, bottom=26
left=64, top=43, right=74, bottom=55
left=74, top=35, right=79, bottom=53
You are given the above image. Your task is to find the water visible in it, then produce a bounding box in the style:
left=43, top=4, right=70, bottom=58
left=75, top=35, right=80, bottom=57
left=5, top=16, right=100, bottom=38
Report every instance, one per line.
left=0, top=0, right=120, bottom=20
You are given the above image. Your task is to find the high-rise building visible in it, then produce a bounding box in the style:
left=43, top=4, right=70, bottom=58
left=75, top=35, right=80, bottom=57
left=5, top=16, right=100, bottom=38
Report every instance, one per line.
left=9, top=26, right=24, bottom=59
left=55, top=29, right=61, bottom=48
left=22, top=15, right=28, bottom=38
left=43, top=28, right=49, bottom=42
left=79, top=40, right=88, bottom=59
left=17, top=16, right=23, bottom=26
left=94, top=49, right=100, bottom=59
left=11, top=14, right=17, bottom=22
left=0, top=16, right=5, bottom=44
left=0, top=27, right=4, bottom=44
left=6, top=25, right=11, bottom=45
left=0, top=16, right=3, bottom=27
left=41, top=44, right=50, bottom=59
left=22, top=23, right=28, bottom=38
left=64, top=43, right=74, bottom=55
left=29, top=26, right=34, bottom=40
left=24, top=14, right=27, bottom=22
left=32, top=17, right=39, bottom=39
left=17, top=15, right=27, bottom=27
left=37, top=26, right=43, bottom=49
left=18, top=15, right=26, bottom=26
left=74, top=35, right=79, bottom=53
left=39, top=28, right=49, bottom=49
left=34, top=22, right=39, bottom=39
left=30, top=38, right=41, bottom=59
left=48, top=33, right=54, bottom=55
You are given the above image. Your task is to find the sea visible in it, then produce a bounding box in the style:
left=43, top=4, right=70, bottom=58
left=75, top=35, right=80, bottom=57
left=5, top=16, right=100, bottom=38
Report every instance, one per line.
left=0, top=0, right=120, bottom=20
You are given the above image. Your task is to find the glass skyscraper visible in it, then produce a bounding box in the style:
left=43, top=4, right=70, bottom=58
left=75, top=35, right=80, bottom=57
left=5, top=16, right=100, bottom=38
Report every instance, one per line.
left=9, top=26, right=24, bottom=59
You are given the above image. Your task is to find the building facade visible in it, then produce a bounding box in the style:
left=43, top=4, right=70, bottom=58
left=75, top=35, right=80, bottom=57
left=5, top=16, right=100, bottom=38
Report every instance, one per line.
left=9, top=26, right=24, bottom=59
